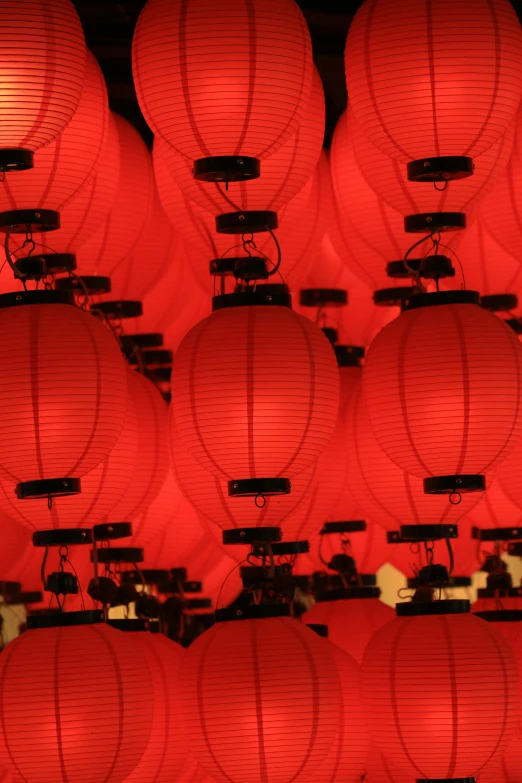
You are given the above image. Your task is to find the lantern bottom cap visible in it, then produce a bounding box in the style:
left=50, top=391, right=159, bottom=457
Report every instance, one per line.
left=0, top=208, right=60, bottom=233
left=213, top=285, right=291, bottom=310
left=373, top=286, right=415, bottom=306
left=32, top=528, right=93, bottom=548
left=407, top=155, right=474, bottom=183
left=93, top=522, right=133, bottom=542
left=0, top=147, right=34, bottom=172
left=222, top=526, right=282, bottom=545
left=92, top=299, right=143, bottom=319
left=386, top=255, right=455, bottom=281
left=321, top=520, right=367, bottom=534
left=56, top=274, right=112, bottom=296
left=423, top=474, right=486, bottom=494
left=194, top=155, right=260, bottom=183
left=16, top=253, right=76, bottom=278
left=92, top=547, right=144, bottom=565
left=215, top=210, right=278, bottom=234
left=27, top=609, right=104, bottom=630
left=404, top=211, right=466, bottom=233
left=17, top=477, right=81, bottom=500
left=228, top=477, right=291, bottom=497
left=481, top=293, right=518, bottom=312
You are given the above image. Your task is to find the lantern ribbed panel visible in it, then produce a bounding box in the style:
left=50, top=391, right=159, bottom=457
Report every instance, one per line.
left=361, top=613, right=518, bottom=778
left=132, top=0, right=313, bottom=160
left=346, top=386, right=482, bottom=531
left=122, top=633, right=187, bottom=783
left=329, top=113, right=411, bottom=290
left=163, top=268, right=211, bottom=352
left=0, top=623, right=154, bottom=783
left=466, top=478, right=522, bottom=528
left=171, top=305, right=340, bottom=481
left=362, top=300, right=522, bottom=478
left=345, top=0, right=522, bottom=162
left=349, top=109, right=515, bottom=218
left=159, top=66, right=324, bottom=216
left=179, top=617, right=340, bottom=783
left=364, top=747, right=410, bottom=783
left=482, top=108, right=522, bottom=261
left=478, top=731, right=522, bottom=783
left=0, top=0, right=86, bottom=152
left=138, top=488, right=205, bottom=566
left=175, top=756, right=206, bottom=783
left=0, top=50, right=108, bottom=213
left=0, top=514, right=30, bottom=576
left=304, top=599, right=394, bottom=665
left=0, top=303, right=126, bottom=484
left=109, top=371, right=169, bottom=523
left=76, top=114, right=155, bottom=276
left=0, top=380, right=138, bottom=531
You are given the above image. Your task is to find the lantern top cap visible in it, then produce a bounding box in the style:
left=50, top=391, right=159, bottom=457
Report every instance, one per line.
left=215, top=604, right=291, bottom=623
left=401, top=290, right=480, bottom=312
left=396, top=599, right=470, bottom=617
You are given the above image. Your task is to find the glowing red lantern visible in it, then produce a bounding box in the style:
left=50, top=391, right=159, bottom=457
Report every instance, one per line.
left=109, top=370, right=170, bottom=523
left=466, top=478, right=522, bottom=530
left=345, top=0, right=522, bottom=181
left=498, top=432, right=522, bottom=511
left=157, top=67, right=324, bottom=233
left=0, top=0, right=86, bottom=172
left=0, top=614, right=154, bottom=783
left=0, top=375, right=138, bottom=531
left=0, top=513, right=31, bottom=576
left=0, top=50, right=109, bottom=235
left=349, top=109, right=515, bottom=233
left=362, top=603, right=518, bottom=779
left=364, top=747, right=411, bottom=783
left=132, top=0, right=313, bottom=182
left=178, top=607, right=340, bottom=783
left=362, top=290, right=522, bottom=494
left=478, top=734, right=522, bottom=783
left=0, top=292, right=127, bottom=500
left=171, top=290, right=340, bottom=499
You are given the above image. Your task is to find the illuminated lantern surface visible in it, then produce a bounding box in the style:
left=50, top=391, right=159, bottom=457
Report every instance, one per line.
left=478, top=733, right=522, bottom=783
left=466, top=478, right=522, bottom=529
left=132, top=0, right=313, bottom=160
left=498, top=416, right=522, bottom=511
left=171, top=298, right=340, bottom=486
left=345, top=0, right=522, bottom=163
left=0, top=0, right=86, bottom=160
left=0, top=618, right=154, bottom=783
left=0, top=296, right=127, bottom=489
left=361, top=607, right=518, bottom=779
left=132, top=472, right=196, bottom=552
left=362, top=292, right=522, bottom=485
left=0, top=514, right=30, bottom=577
left=0, top=50, right=109, bottom=215
left=178, top=610, right=340, bottom=783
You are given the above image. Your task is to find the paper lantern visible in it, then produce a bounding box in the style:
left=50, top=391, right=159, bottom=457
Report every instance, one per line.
left=137, top=485, right=205, bottom=566
left=0, top=0, right=86, bottom=171
left=0, top=49, right=109, bottom=234
left=0, top=615, right=154, bottom=783
left=346, top=384, right=482, bottom=529
left=0, top=375, right=138, bottom=531
left=389, top=522, right=479, bottom=578
left=362, top=291, right=522, bottom=494
left=466, top=478, right=522, bottom=530
left=349, top=108, right=515, bottom=233
left=171, top=292, right=340, bottom=498
left=478, top=732, right=522, bottom=783
left=0, top=292, right=127, bottom=499
left=364, top=747, right=412, bottom=783
left=157, top=66, right=324, bottom=233
left=109, top=370, right=170, bottom=523
left=362, top=604, right=518, bottom=779
left=178, top=608, right=340, bottom=783
left=304, top=590, right=394, bottom=664
left=132, top=0, right=313, bottom=180
left=345, top=0, right=522, bottom=180
left=0, top=514, right=31, bottom=577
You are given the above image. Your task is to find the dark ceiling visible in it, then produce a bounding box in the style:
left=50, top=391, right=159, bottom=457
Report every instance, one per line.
left=72, top=0, right=522, bottom=148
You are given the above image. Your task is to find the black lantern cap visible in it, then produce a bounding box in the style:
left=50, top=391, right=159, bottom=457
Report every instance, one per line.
left=56, top=275, right=112, bottom=296
left=423, top=474, right=486, bottom=495
left=0, top=289, right=74, bottom=308
left=16, top=253, right=76, bottom=278
left=404, top=212, right=466, bottom=233
left=213, top=284, right=291, bottom=311
left=222, top=526, right=282, bottom=545
left=299, top=289, right=348, bottom=308
left=194, top=155, right=260, bottom=183
left=215, top=604, right=290, bottom=622
left=32, top=528, right=92, bottom=547
left=216, top=210, right=278, bottom=235
left=407, top=156, right=474, bottom=183
left=92, top=547, right=144, bottom=564
left=228, top=478, right=291, bottom=497
left=17, top=477, right=81, bottom=501
left=27, top=609, right=104, bottom=629
left=396, top=599, right=470, bottom=616
left=0, top=148, right=34, bottom=172
left=481, top=293, right=518, bottom=312
left=402, top=290, right=480, bottom=312
left=373, top=286, right=416, bottom=306
left=0, top=208, right=60, bottom=233
left=92, top=300, right=143, bottom=319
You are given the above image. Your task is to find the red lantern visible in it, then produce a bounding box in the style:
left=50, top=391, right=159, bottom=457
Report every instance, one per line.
left=498, top=431, right=522, bottom=511
left=0, top=49, right=109, bottom=236
left=345, top=0, right=522, bottom=181
left=0, top=0, right=86, bottom=171
left=0, top=293, right=127, bottom=500
left=0, top=615, right=154, bottom=783
left=362, top=290, right=522, bottom=494
left=178, top=607, right=340, bottom=783
left=0, top=513, right=31, bottom=577
left=349, top=108, right=515, bottom=233
left=0, top=374, right=138, bottom=531
left=157, top=67, right=324, bottom=233
left=109, top=370, right=170, bottom=524
left=362, top=604, right=518, bottom=779
left=466, top=478, right=522, bottom=530
left=132, top=472, right=197, bottom=552
left=132, top=0, right=313, bottom=181
left=171, top=292, right=340, bottom=499
left=478, top=734, right=522, bottom=783
left=364, top=747, right=412, bottom=783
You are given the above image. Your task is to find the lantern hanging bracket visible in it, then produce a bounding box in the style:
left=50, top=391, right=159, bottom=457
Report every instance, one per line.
left=407, top=155, right=474, bottom=183
left=0, top=148, right=34, bottom=172
left=193, top=155, right=260, bottom=183
left=471, top=526, right=522, bottom=542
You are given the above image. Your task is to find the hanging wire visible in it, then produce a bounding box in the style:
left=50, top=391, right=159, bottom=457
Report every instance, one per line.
left=4, top=227, right=28, bottom=280
left=215, top=558, right=248, bottom=609
left=445, top=538, right=455, bottom=577
left=435, top=240, right=467, bottom=289
left=265, top=226, right=282, bottom=277
left=402, top=231, right=437, bottom=277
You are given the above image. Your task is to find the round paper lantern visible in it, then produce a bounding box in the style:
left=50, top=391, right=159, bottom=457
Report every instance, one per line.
left=498, top=432, right=522, bottom=511
left=132, top=0, right=313, bottom=178
left=362, top=291, right=522, bottom=493
left=109, top=624, right=187, bottom=783
left=178, top=607, right=340, bottom=783
left=137, top=486, right=205, bottom=566
left=109, top=370, right=170, bottom=523
left=478, top=732, right=522, bottom=783
left=171, top=292, right=340, bottom=498
left=0, top=0, right=86, bottom=170
left=349, top=108, right=515, bottom=233
left=304, top=589, right=394, bottom=664
left=346, top=384, right=482, bottom=530
left=0, top=513, right=31, bottom=577
left=0, top=376, right=138, bottom=531
left=0, top=614, right=154, bottom=783
left=0, top=49, right=109, bottom=234
left=157, top=66, right=324, bottom=233
left=345, top=0, right=522, bottom=180
left=466, top=477, right=522, bottom=530
left=362, top=603, right=518, bottom=779
left=0, top=292, right=127, bottom=500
